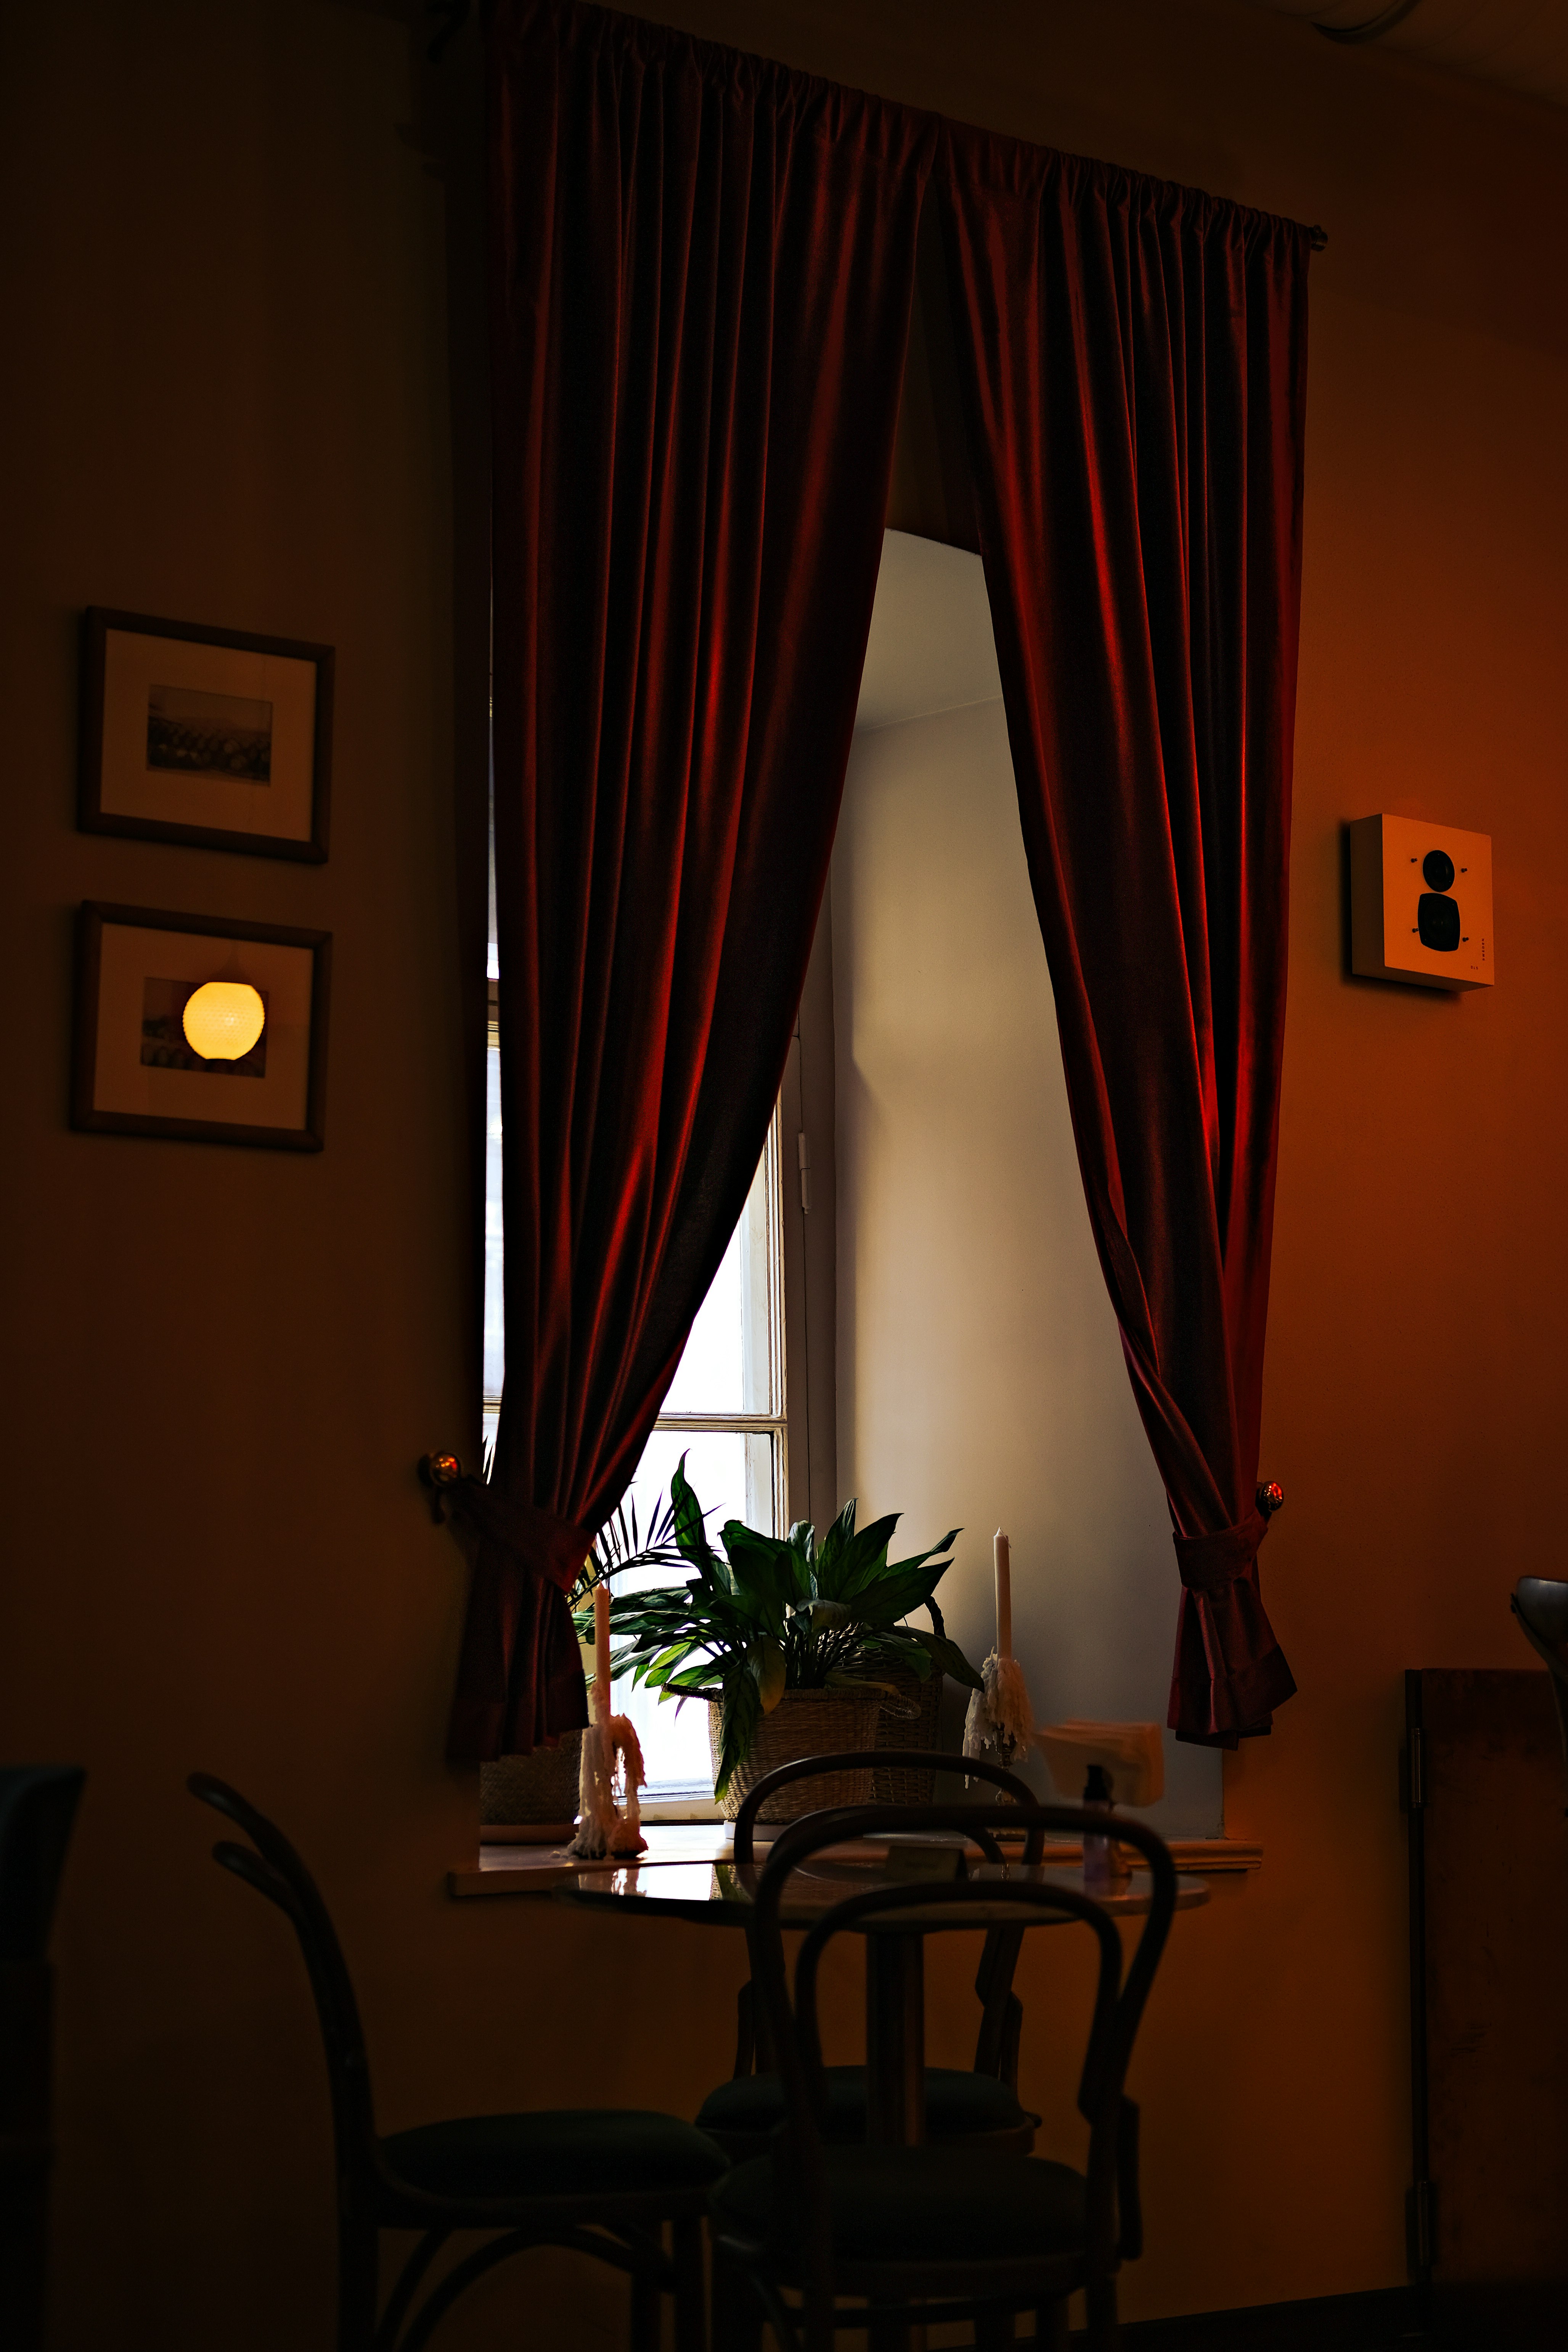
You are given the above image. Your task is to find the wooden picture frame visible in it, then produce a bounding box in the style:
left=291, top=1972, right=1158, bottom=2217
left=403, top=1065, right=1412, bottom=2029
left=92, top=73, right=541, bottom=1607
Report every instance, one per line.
left=72, top=903, right=332, bottom=1152
left=79, top=607, right=333, bottom=862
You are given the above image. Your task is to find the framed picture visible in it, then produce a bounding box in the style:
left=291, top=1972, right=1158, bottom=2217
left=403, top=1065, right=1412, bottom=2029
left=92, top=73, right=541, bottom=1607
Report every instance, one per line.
left=72, top=903, right=332, bottom=1151
left=79, top=608, right=333, bottom=862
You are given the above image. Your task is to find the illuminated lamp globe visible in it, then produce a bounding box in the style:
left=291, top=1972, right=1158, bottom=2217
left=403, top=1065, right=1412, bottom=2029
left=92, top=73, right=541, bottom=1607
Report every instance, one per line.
left=182, top=980, right=265, bottom=1061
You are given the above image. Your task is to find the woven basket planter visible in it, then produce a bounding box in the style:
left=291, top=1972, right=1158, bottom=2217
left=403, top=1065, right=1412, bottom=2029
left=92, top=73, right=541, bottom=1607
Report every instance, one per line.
left=870, top=1663, right=945, bottom=1805
left=479, top=1733, right=582, bottom=1833
left=708, top=1689, right=884, bottom=1822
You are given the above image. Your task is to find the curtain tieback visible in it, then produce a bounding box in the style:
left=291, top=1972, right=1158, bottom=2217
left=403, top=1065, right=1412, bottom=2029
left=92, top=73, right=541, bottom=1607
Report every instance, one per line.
left=1174, top=1504, right=1272, bottom=1595
left=420, top=1454, right=590, bottom=1593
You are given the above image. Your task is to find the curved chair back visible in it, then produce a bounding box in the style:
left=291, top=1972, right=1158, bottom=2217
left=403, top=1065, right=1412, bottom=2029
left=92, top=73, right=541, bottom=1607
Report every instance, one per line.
left=750, top=1800, right=1178, bottom=2314
left=731, top=1749, right=1037, bottom=1865
left=188, top=1774, right=379, bottom=2183
left=733, top=1750, right=1043, bottom=2082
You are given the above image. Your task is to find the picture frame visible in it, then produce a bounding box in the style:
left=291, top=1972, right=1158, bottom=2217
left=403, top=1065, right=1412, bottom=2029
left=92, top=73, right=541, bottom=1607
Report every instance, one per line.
left=79, top=607, right=334, bottom=862
left=72, top=902, right=332, bottom=1152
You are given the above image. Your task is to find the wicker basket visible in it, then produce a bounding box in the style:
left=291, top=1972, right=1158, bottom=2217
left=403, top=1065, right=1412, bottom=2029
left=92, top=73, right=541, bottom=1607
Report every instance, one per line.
left=479, top=1732, right=582, bottom=1829
left=871, top=1664, right=945, bottom=1805
left=708, top=1690, right=884, bottom=1822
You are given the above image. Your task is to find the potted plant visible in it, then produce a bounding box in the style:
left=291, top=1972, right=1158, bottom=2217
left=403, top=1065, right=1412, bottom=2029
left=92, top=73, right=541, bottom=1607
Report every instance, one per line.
left=581, top=1459, right=982, bottom=1820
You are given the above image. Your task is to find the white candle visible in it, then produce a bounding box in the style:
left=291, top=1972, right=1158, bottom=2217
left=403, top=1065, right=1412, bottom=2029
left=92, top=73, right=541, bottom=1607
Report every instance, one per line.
left=994, top=1528, right=1012, bottom=1660
left=594, top=1582, right=612, bottom=1719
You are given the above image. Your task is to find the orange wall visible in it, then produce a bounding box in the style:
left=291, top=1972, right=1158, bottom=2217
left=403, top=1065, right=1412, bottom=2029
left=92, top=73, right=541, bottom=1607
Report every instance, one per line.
left=5, top=0, right=1568, bottom=2344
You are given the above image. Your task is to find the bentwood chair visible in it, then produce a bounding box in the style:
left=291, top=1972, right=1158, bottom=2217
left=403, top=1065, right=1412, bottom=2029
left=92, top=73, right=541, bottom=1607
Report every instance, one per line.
left=0, top=1766, right=85, bottom=2352
left=696, top=1753, right=1043, bottom=2161
left=189, top=1774, right=726, bottom=2352
left=708, top=1800, right=1178, bottom=2352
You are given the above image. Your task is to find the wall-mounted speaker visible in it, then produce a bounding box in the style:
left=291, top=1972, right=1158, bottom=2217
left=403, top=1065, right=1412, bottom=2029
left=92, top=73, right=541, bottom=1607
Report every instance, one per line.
left=1349, top=814, right=1494, bottom=991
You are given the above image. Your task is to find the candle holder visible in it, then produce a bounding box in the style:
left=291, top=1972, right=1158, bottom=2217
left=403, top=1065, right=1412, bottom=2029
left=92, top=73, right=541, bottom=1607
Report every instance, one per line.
left=962, top=1527, right=1035, bottom=1777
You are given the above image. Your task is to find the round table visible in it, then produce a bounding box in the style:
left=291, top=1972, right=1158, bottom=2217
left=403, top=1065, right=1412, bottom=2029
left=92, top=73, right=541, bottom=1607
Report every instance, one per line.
left=556, top=1840, right=1208, bottom=2145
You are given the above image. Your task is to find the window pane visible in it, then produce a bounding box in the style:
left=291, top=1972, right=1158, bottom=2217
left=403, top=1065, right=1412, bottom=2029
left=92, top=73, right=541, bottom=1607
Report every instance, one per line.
left=613, top=1670, right=714, bottom=1800
left=662, top=1227, right=744, bottom=1412
left=662, top=1133, right=779, bottom=1415
left=614, top=1428, right=775, bottom=1798
left=486, top=1066, right=776, bottom=1421
left=483, top=1040, right=504, bottom=1401
left=624, top=1427, right=755, bottom=1554
left=480, top=1064, right=783, bottom=1801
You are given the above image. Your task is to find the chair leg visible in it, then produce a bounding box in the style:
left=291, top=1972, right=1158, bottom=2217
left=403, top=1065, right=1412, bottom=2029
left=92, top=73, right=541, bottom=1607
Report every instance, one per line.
left=867, top=2308, right=913, bottom=2352
left=1036, top=2300, right=1070, bottom=2352
left=710, top=2248, right=764, bottom=2352
left=337, top=2217, right=379, bottom=2352
left=733, top=1979, right=757, bottom=2078
left=672, top=2215, right=707, bottom=2352
left=631, top=2266, right=662, bottom=2352
left=1084, top=2275, right=1120, bottom=2351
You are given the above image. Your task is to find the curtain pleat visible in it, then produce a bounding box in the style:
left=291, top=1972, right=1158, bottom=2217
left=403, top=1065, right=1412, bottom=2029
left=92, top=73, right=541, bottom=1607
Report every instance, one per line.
left=935, top=132, right=1310, bottom=1743
left=446, top=0, right=933, bottom=1758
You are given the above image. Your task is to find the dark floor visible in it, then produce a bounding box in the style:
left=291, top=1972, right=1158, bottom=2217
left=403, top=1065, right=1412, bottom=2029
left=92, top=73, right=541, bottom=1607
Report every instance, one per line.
left=1075, top=2285, right=1562, bottom=2350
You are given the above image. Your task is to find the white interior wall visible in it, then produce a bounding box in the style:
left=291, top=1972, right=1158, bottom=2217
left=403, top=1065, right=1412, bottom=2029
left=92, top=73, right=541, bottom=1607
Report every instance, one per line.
left=833, top=535, right=1224, bottom=1836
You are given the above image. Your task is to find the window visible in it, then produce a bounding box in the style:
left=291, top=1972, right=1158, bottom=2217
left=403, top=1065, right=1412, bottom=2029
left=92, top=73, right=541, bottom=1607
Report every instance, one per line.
left=610, top=1119, right=786, bottom=1797
left=482, top=968, right=504, bottom=1454
left=481, top=977, right=810, bottom=1803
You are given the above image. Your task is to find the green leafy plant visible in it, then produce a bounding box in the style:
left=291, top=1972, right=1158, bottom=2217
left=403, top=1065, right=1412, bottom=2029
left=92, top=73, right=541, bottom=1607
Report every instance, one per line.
left=575, top=1458, right=982, bottom=1796
left=571, top=1488, right=688, bottom=1605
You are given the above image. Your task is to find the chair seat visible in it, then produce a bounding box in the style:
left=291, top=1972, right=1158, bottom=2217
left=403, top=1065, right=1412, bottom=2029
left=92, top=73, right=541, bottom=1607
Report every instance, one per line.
left=382, top=2109, right=729, bottom=2203
left=697, top=2065, right=1034, bottom=2145
left=711, top=2143, right=1086, bottom=2265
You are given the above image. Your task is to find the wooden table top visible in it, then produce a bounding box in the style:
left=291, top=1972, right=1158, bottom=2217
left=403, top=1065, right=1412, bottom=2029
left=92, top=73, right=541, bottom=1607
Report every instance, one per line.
left=557, top=1853, right=1213, bottom=1928
left=546, top=1840, right=1210, bottom=1930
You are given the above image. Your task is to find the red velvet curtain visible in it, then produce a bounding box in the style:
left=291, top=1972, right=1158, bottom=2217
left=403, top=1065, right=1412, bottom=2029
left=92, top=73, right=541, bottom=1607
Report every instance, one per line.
left=937, top=133, right=1310, bottom=1744
left=444, top=0, right=933, bottom=1758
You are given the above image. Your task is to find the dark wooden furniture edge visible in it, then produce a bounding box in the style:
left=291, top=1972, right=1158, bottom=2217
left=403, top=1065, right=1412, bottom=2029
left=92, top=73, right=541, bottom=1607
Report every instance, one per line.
left=1403, top=1669, right=1432, bottom=2287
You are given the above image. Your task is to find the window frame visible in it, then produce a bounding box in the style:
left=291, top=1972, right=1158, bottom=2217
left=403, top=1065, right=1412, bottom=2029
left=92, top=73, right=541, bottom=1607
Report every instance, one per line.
left=648, top=1104, right=790, bottom=1539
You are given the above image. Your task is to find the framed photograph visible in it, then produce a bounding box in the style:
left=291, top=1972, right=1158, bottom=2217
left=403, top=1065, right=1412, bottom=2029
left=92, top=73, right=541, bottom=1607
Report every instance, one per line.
left=72, top=903, right=332, bottom=1151
left=79, top=608, right=333, bottom=862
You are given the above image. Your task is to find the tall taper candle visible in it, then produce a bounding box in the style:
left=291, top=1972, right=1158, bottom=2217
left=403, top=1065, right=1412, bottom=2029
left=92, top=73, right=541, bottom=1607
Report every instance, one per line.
left=594, top=1581, right=612, bottom=1717
left=994, top=1528, right=1012, bottom=1660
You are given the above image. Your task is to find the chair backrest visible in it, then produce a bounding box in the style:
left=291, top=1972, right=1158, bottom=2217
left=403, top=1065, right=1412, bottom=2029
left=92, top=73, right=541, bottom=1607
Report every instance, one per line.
left=0, top=1767, right=85, bottom=1963
left=731, top=1749, right=1038, bottom=1865
left=733, top=1750, right=1043, bottom=2080
left=188, top=1774, right=379, bottom=2172
left=750, top=1801, right=1178, bottom=2282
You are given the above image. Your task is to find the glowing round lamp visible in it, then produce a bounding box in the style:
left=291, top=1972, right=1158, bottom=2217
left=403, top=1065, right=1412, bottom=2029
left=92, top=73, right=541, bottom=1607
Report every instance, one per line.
left=182, top=980, right=265, bottom=1061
